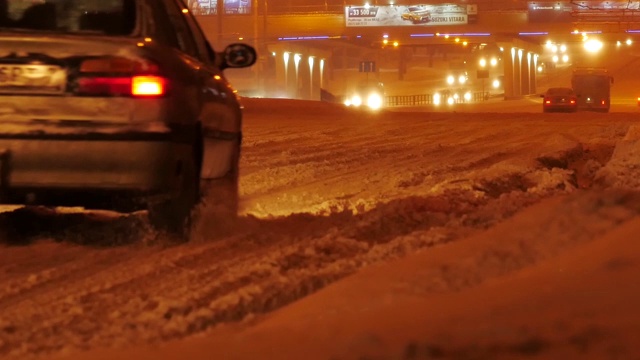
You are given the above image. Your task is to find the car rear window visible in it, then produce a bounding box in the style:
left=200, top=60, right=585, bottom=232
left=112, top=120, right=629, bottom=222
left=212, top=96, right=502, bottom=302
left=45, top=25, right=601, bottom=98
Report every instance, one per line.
left=0, top=0, right=136, bottom=35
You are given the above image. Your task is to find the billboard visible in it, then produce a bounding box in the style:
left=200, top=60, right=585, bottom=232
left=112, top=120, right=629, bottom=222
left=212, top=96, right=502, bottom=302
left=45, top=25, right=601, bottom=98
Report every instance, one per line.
left=345, top=4, right=478, bottom=27
left=528, top=1, right=640, bottom=22
left=527, top=2, right=572, bottom=22
left=189, top=0, right=252, bottom=15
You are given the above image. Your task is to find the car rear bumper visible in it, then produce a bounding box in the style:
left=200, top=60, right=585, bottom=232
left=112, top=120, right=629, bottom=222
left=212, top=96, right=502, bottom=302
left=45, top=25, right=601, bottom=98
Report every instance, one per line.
left=578, top=104, right=609, bottom=111
left=0, top=125, right=194, bottom=207
left=544, top=104, right=577, bottom=112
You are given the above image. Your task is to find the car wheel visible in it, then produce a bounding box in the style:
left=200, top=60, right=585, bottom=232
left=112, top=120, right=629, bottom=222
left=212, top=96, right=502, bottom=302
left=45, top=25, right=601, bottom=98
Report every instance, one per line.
left=195, top=143, right=240, bottom=238
left=148, top=151, right=200, bottom=239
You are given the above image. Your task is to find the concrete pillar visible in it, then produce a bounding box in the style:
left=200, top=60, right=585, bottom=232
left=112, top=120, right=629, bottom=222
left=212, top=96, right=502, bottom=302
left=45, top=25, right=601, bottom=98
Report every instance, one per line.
left=503, top=46, right=515, bottom=99
left=284, top=51, right=292, bottom=98
left=298, top=55, right=310, bottom=100
left=521, top=50, right=530, bottom=96
left=514, top=48, right=522, bottom=98
left=530, top=53, right=538, bottom=94
left=269, top=43, right=289, bottom=98
left=293, top=53, right=303, bottom=99
left=398, top=47, right=407, bottom=81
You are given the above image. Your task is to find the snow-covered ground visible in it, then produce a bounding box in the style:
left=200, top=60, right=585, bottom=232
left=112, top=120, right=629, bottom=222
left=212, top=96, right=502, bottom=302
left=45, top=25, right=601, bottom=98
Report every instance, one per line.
left=1, top=95, right=640, bottom=360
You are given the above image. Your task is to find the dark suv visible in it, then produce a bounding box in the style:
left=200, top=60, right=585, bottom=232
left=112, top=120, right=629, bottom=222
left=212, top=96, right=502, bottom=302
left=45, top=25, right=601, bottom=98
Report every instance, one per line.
left=0, top=0, right=256, bottom=236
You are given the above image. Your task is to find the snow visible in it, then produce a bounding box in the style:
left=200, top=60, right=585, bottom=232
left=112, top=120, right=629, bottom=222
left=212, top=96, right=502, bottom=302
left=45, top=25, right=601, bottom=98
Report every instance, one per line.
left=0, top=95, right=640, bottom=360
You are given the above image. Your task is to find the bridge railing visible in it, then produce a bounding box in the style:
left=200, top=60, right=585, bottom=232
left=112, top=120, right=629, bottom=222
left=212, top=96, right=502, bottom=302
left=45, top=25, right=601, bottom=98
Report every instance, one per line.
left=386, top=94, right=434, bottom=107
left=330, top=91, right=490, bottom=107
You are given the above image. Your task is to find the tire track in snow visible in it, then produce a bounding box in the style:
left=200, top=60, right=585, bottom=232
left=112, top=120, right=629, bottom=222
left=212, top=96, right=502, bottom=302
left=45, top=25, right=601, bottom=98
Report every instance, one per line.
left=0, top=104, right=637, bottom=359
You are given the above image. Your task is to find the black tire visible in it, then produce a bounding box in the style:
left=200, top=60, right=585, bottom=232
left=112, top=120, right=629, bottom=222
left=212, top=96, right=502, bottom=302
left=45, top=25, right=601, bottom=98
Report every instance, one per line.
left=194, top=143, right=240, bottom=238
left=148, top=152, right=200, bottom=238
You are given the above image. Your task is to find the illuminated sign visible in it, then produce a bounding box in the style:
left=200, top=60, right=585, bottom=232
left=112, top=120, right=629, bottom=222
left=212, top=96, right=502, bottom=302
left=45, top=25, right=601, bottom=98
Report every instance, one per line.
left=527, top=2, right=572, bottom=22
left=189, top=0, right=252, bottom=15
left=345, top=4, right=477, bottom=27
left=527, top=1, right=640, bottom=22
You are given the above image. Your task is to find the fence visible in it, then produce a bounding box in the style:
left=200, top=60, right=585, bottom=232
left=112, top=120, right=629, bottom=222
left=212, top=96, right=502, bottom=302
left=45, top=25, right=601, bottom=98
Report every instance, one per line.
left=333, top=91, right=490, bottom=107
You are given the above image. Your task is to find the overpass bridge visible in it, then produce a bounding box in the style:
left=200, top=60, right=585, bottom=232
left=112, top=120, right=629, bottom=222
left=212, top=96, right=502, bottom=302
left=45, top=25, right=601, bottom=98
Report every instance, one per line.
left=193, top=4, right=640, bottom=102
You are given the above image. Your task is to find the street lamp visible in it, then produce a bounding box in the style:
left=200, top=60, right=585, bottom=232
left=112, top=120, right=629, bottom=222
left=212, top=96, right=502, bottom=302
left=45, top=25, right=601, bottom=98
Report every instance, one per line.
left=584, top=39, right=603, bottom=53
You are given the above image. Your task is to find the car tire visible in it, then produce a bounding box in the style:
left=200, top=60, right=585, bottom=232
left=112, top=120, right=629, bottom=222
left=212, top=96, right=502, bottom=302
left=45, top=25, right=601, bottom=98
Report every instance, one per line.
left=195, top=143, right=240, bottom=237
left=148, top=151, right=200, bottom=239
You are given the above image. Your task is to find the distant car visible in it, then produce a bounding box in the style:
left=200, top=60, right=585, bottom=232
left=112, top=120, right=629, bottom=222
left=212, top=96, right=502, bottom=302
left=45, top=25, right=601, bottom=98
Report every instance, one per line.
left=0, top=0, right=257, bottom=236
left=344, top=82, right=385, bottom=110
left=541, top=87, right=578, bottom=113
left=401, top=6, right=431, bottom=24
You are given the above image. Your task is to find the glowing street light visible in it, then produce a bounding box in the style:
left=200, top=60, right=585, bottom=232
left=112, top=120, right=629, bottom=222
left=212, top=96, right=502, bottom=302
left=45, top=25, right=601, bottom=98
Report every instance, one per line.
left=446, top=75, right=455, bottom=85
left=584, top=39, right=603, bottom=53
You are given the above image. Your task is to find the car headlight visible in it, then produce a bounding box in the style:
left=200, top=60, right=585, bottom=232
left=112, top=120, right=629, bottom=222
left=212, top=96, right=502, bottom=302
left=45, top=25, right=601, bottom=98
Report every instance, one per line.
left=367, top=93, right=383, bottom=110
left=351, top=95, right=363, bottom=107
left=433, top=93, right=441, bottom=105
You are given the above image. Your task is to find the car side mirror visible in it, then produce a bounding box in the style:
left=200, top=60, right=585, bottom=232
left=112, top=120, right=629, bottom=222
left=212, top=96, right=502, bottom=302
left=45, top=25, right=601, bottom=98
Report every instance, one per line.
left=540, top=94, right=544, bottom=98
left=219, top=43, right=257, bottom=70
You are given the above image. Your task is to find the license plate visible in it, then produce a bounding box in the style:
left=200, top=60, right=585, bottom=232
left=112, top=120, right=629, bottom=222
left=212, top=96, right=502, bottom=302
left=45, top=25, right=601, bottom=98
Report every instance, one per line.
left=0, top=64, right=67, bottom=94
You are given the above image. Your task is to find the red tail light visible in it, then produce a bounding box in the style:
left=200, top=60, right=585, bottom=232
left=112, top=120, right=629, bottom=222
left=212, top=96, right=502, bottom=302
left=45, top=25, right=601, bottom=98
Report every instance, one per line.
left=77, top=57, right=167, bottom=97
left=601, top=100, right=606, bottom=105
left=132, top=76, right=166, bottom=96
left=545, top=99, right=551, bottom=104
left=570, top=99, right=576, bottom=104
left=77, top=77, right=131, bottom=96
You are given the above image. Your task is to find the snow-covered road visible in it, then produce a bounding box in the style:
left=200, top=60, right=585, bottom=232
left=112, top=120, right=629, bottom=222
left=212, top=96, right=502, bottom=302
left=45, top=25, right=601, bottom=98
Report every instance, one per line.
left=1, top=97, right=640, bottom=359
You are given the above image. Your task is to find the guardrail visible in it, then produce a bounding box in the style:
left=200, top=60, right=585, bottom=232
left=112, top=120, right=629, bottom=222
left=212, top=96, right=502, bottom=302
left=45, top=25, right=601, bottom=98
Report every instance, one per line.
left=384, top=91, right=489, bottom=107
left=328, top=91, right=491, bottom=107
left=386, top=94, right=434, bottom=107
